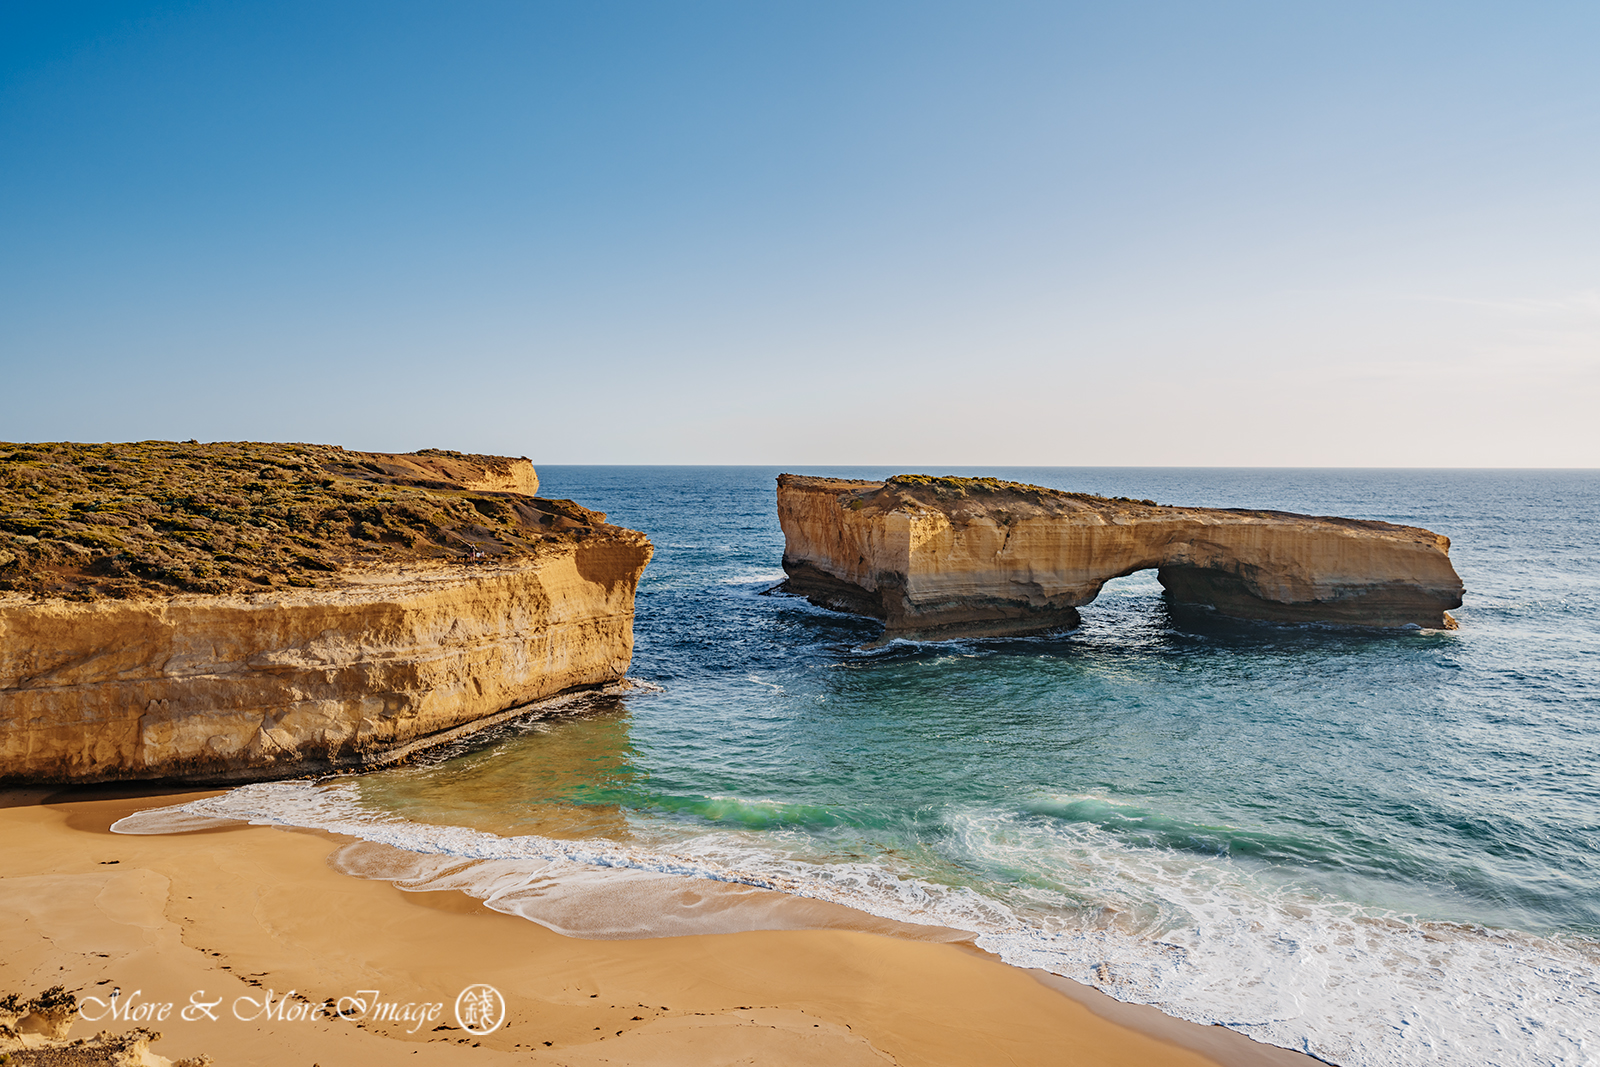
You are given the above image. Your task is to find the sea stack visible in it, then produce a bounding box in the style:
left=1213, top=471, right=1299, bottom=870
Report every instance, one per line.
left=777, top=474, right=1463, bottom=640
left=0, top=442, right=652, bottom=783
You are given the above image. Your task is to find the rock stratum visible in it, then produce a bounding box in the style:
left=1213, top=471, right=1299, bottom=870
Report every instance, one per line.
left=777, top=474, right=1463, bottom=640
left=0, top=442, right=651, bottom=784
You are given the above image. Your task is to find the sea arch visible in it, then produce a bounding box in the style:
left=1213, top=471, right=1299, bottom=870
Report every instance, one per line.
left=775, top=475, right=1463, bottom=641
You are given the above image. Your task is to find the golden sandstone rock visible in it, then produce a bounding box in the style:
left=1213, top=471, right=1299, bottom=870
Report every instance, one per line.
left=777, top=474, right=1463, bottom=641
left=0, top=444, right=651, bottom=784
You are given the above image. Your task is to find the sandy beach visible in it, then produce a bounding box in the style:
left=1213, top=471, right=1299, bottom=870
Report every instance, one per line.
left=0, top=785, right=1319, bottom=1067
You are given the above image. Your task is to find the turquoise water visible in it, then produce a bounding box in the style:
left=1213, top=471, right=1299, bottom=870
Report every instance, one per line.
left=171, top=468, right=1600, bottom=1065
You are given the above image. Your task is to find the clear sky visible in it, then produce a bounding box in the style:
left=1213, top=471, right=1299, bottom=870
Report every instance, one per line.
left=2, top=1, right=1596, bottom=465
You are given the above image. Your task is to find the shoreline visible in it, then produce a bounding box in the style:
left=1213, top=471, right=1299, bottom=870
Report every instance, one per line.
left=1, top=784, right=1321, bottom=1066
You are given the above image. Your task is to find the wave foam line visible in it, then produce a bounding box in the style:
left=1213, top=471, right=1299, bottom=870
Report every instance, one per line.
left=115, top=783, right=1600, bottom=1067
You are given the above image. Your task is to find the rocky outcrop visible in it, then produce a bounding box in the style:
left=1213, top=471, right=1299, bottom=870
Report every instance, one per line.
left=1, top=985, right=209, bottom=1065
left=0, top=539, right=650, bottom=783
left=0, top=445, right=652, bottom=784
left=326, top=449, right=541, bottom=496
left=777, top=475, right=1463, bottom=639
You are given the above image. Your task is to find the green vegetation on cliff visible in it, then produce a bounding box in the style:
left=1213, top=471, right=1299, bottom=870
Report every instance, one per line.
left=885, top=474, right=1158, bottom=508
left=0, top=441, right=606, bottom=600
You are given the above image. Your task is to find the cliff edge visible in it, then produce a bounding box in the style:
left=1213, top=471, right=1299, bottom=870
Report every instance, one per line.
left=777, top=474, right=1462, bottom=640
left=0, top=441, right=651, bottom=784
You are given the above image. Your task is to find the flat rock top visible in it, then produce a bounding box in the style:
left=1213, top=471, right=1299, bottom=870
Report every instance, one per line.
left=778, top=473, right=1446, bottom=545
left=0, top=441, right=644, bottom=602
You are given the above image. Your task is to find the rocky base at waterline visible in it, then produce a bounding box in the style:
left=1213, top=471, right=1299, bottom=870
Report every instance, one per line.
left=0, top=442, right=652, bottom=784
left=777, top=474, right=1464, bottom=640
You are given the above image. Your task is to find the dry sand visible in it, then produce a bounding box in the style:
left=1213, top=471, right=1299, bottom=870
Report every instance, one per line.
left=1, top=786, right=1319, bottom=1067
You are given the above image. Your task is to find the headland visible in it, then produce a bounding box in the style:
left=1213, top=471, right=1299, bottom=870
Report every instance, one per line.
left=0, top=441, right=651, bottom=784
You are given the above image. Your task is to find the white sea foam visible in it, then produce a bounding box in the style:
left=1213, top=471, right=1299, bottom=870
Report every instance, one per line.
left=116, top=783, right=1600, bottom=1067
left=715, top=568, right=789, bottom=586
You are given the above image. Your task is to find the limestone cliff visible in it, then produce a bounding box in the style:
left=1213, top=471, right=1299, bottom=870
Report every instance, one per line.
left=0, top=443, right=651, bottom=784
left=777, top=474, right=1463, bottom=639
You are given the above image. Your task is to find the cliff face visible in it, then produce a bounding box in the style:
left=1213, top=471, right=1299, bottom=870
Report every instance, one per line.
left=326, top=449, right=540, bottom=496
left=0, top=442, right=652, bottom=784
left=0, top=540, right=650, bottom=783
left=777, top=475, right=1463, bottom=639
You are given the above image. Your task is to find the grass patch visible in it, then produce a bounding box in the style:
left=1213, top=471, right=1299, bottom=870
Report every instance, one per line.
left=0, top=440, right=613, bottom=600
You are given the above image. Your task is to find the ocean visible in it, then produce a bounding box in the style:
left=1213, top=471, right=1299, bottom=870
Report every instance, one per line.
left=131, top=467, right=1600, bottom=1066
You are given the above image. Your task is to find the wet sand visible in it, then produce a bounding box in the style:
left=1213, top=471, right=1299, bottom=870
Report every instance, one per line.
left=0, top=786, right=1318, bottom=1066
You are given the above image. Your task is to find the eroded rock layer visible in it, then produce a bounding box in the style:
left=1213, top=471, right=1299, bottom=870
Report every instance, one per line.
left=0, top=444, right=652, bottom=784
left=777, top=474, right=1463, bottom=640
left=0, top=542, right=650, bottom=783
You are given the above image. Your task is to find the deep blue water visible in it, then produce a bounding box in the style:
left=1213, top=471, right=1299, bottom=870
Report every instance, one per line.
left=182, top=468, right=1600, bottom=1066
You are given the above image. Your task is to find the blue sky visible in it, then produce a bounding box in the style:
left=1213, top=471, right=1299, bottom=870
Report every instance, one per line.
left=2, top=1, right=1596, bottom=465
